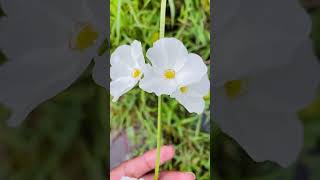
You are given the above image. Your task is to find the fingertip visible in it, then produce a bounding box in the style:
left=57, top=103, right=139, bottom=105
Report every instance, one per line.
left=163, top=145, right=175, bottom=155
left=160, top=145, right=175, bottom=163
left=159, top=171, right=196, bottom=180
left=142, top=171, right=196, bottom=180
left=186, top=172, right=196, bottom=180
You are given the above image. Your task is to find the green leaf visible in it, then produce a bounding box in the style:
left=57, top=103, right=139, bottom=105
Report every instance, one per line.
left=168, top=0, right=175, bottom=26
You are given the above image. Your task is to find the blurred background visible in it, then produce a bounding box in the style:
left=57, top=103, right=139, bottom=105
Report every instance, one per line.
left=212, top=1, right=320, bottom=180
left=0, top=61, right=108, bottom=179
left=110, top=0, right=210, bottom=180
left=0, top=2, right=108, bottom=180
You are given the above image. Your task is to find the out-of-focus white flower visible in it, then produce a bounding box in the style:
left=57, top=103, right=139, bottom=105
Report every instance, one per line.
left=110, top=40, right=146, bottom=102
left=121, top=176, right=144, bottom=180
left=139, top=38, right=208, bottom=113
left=215, top=41, right=320, bottom=167
left=171, top=75, right=210, bottom=114
left=0, top=0, right=107, bottom=126
left=215, top=0, right=320, bottom=167
left=215, top=0, right=311, bottom=85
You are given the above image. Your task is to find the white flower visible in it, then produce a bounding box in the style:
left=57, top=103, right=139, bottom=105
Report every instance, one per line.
left=139, top=38, right=208, bottom=113
left=171, top=75, right=210, bottom=114
left=140, top=38, right=208, bottom=113
left=110, top=40, right=145, bottom=102
left=0, top=0, right=107, bottom=126
left=121, top=176, right=144, bottom=180
left=215, top=0, right=320, bottom=167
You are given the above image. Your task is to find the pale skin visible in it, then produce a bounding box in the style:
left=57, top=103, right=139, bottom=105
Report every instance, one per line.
left=110, top=145, right=196, bottom=180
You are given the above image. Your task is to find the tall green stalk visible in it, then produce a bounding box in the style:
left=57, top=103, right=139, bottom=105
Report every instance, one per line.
left=154, top=1, right=167, bottom=179
left=154, top=95, right=162, bottom=180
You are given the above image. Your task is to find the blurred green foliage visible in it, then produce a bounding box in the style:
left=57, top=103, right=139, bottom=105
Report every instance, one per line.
left=0, top=65, right=108, bottom=180
left=110, top=0, right=210, bottom=179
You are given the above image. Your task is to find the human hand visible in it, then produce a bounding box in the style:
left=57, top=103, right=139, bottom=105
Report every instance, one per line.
left=110, top=145, right=196, bottom=180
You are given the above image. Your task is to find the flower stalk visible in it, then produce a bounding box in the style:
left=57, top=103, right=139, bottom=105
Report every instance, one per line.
left=154, top=0, right=167, bottom=179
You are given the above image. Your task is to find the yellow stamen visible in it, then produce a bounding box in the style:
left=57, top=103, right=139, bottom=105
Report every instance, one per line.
left=180, top=86, right=188, bottom=94
left=164, top=69, right=176, bottom=79
left=224, top=80, right=247, bottom=100
left=74, top=24, right=99, bottom=52
left=132, top=69, right=141, bottom=78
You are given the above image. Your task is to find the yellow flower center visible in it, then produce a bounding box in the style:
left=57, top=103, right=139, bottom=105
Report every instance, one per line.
left=132, top=69, right=141, bottom=78
left=164, top=69, right=176, bottom=79
left=70, top=23, right=99, bottom=52
left=224, top=79, right=247, bottom=100
left=180, top=86, right=188, bottom=94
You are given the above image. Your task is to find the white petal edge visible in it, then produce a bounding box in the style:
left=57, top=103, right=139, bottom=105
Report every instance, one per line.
left=175, top=53, right=208, bottom=86
left=146, top=37, right=188, bottom=71
left=110, top=77, right=138, bottom=102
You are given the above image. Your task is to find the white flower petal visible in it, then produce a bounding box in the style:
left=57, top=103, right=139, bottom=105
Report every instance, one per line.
left=0, top=47, right=91, bottom=126
left=139, top=65, right=177, bottom=96
left=187, top=75, right=210, bottom=97
left=172, top=93, right=205, bottom=114
left=110, top=60, right=132, bottom=80
left=171, top=75, right=209, bottom=114
left=175, top=53, right=207, bottom=86
left=131, top=40, right=146, bottom=68
left=146, top=38, right=188, bottom=71
left=110, top=77, right=137, bottom=102
left=111, top=41, right=144, bottom=69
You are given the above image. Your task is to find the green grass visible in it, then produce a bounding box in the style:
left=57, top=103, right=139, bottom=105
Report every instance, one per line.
left=110, top=0, right=210, bottom=179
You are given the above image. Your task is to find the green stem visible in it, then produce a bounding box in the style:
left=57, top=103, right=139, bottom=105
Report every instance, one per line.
left=155, top=1, right=167, bottom=179
left=116, top=0, right=122, bottom=44
left=159, top=0, right=167, bottom=39
left=154, top=96, right=162, bottom=180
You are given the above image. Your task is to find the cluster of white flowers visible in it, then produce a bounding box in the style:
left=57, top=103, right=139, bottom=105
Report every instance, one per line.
left=121, top=176, right=144, bottom=180
left=110, top=38, right=210, bottom=114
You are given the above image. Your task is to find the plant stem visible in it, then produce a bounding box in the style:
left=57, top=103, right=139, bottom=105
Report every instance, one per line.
left=155, top=1, right=167, bottom=179
left=154, top=96, right=162, bottom=180
left=116, top=0, right=122, bottom=44
left=159, top=0, right=167, bottom=39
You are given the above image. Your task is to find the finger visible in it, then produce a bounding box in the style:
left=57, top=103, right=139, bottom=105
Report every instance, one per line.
left=110, top=145, right=175, bottom=179
left=142, top=171, right=196, bottom=180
